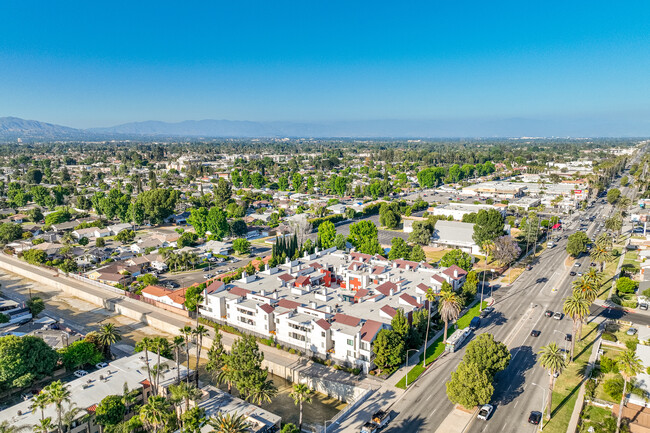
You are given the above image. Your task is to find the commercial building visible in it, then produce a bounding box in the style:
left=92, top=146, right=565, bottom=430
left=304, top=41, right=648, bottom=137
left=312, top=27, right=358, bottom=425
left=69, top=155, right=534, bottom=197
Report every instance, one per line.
left=430, top=220, right=482, bottom=255
left=431, top=203, right=506, bottom=221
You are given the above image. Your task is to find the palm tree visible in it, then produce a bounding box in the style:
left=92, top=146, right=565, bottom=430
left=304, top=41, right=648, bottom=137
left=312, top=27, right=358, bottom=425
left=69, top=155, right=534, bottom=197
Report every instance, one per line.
left=289, top=383, right=313, bottom=432
left=438, top=289, right=462, bottom=343
left=31, top=392, right=50, bottom=421
left=140, top=337, right=155, bottom=393
left=207, top=412, right=250, bottom=433
left=216, top=358, right=237, bottom=395
left=422, top=287, right=437, bottom=367
left=97, top=323, right=122, bottom=359
left=0, top=421, right=29, bottom=433
left=584, top=268, right=603, bottom=288
left=572, top=276, right=598, bottom=303
left=62, top=404, right=84, bottom=433
left=172, top=336, right=186, bottom=384
left=151, top=337, right=169, bottom=391
left=139, top=395, right=171, bottom=433
left=192, top=326, right=209, bottom=386
left=181, top=326, right=193, bottom=384
left=169, top=381, right=202, bottom=415
left=590, top=247, right=613, bottom=273
left=32, top=418, right=54, bottom=433
left=246, top=379, right=277, bottom=405
left=538, top=343, right=567, bottom=419
left=616, top=349, right=643, bottom=433
left=562, top=294, right=590, bottom=361
left=596, top=232, right=613, bottom=251
left=43, top=380, right=71, bottom=433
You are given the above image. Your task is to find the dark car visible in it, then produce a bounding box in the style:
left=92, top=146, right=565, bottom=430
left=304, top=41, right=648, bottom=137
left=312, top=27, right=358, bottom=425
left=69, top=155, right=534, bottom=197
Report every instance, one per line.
left=531, top=330, right=541, bottom=337
left=526, top=265, right=533, bottom=271
left=529, top=411, right=542, bottom=425
left=569, top=271, right=576, bottom=276
left=545, top=310, right=553, bottom=317
left=480, top=307, right=495, bottom=318
left=565, top=334, right=572, bottom=342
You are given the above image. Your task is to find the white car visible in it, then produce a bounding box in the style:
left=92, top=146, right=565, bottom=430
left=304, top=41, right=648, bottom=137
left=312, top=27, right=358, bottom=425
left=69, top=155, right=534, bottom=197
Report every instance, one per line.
left=96, top=362, right=108, bottom=369
left=553, top=312, right=563, bottom=320
left=477, top=404, right=493, bottom=421
left=73, top=370, right=88, bottom=378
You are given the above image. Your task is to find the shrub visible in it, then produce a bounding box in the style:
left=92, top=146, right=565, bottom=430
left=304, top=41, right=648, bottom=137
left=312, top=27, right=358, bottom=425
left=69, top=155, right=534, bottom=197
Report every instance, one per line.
left=600, top=356, right=617, bottom=374
left=369, top=370, right=376, bottom=376
left=602, top=332, right=617, bottom=342
left=585, top=379, right=597, bottom=399
left=626, top=339, right=639, bottom=351
left=276, top=343, right=282, bottom=349
left=604, top=376, right=625, bottom=401
left=617, top=277, right=638, bottom=295
left=288, top=348, right=296, bottom=354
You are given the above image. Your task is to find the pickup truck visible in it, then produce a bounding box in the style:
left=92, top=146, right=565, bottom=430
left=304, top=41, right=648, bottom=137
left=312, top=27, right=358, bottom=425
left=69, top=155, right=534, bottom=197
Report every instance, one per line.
left=361, top=410, right=390, bottom=433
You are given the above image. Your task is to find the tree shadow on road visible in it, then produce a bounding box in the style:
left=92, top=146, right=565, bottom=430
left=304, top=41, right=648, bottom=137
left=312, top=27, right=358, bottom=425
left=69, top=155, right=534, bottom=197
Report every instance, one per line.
left=492, top=345, right=536, bottom=406
left=485, top=311, right=507, bottom=328
left=383, top=413, right=428, bottom=433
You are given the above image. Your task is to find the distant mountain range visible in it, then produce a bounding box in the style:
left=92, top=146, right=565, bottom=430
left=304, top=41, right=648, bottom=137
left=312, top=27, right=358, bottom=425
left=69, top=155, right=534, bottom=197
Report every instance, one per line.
left=1, top=115, right=650, bottom=141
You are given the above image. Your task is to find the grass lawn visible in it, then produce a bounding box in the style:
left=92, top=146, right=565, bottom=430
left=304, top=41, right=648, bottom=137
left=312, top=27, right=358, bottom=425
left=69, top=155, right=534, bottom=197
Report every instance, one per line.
left=597, top=258, right=621, bottom=300
left=501, top=267, right=525, bottom=284
left=593, top=371, right=620, bottom=402
left=541, top=321, right=600, bottom=433
left=395, top=301, right=487, bottom=389
left=424, top=249, right=449, bottom=263
left=580, top=404, right=617, bottom=432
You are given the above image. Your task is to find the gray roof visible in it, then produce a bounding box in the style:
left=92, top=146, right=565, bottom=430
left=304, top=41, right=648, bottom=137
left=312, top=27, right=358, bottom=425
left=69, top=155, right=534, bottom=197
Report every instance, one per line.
left=432, top=220, right=476, bottom=245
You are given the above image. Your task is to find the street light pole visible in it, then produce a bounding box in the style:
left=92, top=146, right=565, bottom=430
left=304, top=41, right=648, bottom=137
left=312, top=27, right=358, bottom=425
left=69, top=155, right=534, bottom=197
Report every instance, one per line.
left=531, top=382, right=546, bottom=430
left=405, top=348, right=418, bottom=387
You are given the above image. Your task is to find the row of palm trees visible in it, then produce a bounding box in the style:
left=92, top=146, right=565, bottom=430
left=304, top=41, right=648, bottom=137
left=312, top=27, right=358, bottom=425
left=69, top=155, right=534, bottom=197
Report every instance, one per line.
left=163, top=250, right=199, bottom=273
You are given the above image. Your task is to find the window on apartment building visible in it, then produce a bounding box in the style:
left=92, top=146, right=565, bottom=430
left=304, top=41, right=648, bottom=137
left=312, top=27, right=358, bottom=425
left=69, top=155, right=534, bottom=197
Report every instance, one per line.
left=347, top=339, right=353, bottom=346
left=321, top=332, right=326, bottom=337
left=347, top=350, right=352, bottom=356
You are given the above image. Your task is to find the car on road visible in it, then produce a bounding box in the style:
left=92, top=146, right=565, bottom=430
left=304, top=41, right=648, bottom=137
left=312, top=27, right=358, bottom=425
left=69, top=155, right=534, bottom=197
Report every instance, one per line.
left=574, top=262, right=581, bottom=267
left=627, top=328, right=638, bottom=336
left=96, top=362, right=108, bottom=369
left=530, top=330, right=541, bottom=337
left=545, top=310, right=553, bottom=317
left=577, top=272, right=583, bottom=276
left=569, top=271, right=576, bottom=276
left=565, top=334, right=572, bottom=342
left=74, top=370, right=88, bottom=378
left=553, top=312, right=563, bottom=320
left=529, top=411, right=542, bottom=425
left=526, top=264, right=532, bottom=270
left=477, top=404, right=493, bottom=421
left=480, top=307, right=495, bottom=318
left=640, top=303, right=649, bottom=311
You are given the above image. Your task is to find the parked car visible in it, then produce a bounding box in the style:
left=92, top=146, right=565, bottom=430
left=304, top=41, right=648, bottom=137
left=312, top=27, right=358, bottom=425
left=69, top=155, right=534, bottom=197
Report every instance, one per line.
left=545, top=310, right=553, bottom=317
left=640, top=303, right=648, bottom=311
left=74, top=370, right=88, bottom=378
left=477, top=404, right=493, bottom=421
left=574, top=262, right=581, bottom=267
left=96, top=362, right=108, bottom=369
left=553, top=312, right=563, bottom=320
left=526, top=265, right=533, bottom=271
left=565, top=334, right=572, bottom=342
left=570, top=271, right=576, bottom=276
left=627, top=328, right=638, bottom=336
left=528, top=411, right=542, bottom=425
left=480, top=307, right=495, bottom=318
left=530, top=330, right=541, bottom=337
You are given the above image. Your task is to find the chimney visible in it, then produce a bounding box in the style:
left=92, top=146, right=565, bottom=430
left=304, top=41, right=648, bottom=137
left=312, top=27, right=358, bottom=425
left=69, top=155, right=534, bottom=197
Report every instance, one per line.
left=389, top=288, right=394, bottom=296
left=353, top=264, right=358, bottom=271
left=272, top=292, right=278, bottom=299
left=392, top=262, right=398, bottom=269
left=454, top=269, right=458, bottom=278
left=260, top=290, right=266, bottom=296
left=285, top=257, right=290, bottom=264
left=309, top=301, right=317, bottom=309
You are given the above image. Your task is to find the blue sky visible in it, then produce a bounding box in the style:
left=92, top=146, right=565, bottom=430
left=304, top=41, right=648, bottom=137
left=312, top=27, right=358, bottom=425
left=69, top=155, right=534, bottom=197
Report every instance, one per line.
left=1, top=1, right=649, bottom=128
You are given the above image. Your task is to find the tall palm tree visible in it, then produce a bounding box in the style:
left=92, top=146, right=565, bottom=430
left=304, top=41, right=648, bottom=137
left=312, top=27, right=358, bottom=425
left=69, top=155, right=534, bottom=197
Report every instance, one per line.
left=289, top=383, right=313, bottom=432
left=139, top=337, right=155, bottom=393
left=572, top=277, right=598, bottom=304
left=32, top=418, right=54, bottom=433
left=584, top=268, right=603, bottom=288
left=169, top=381, right=202, bottom=415
left=207, top=412, right=250, bottom=433
left=192, top=326, right=209, bottom=386
left=616, top=349, right=643, bottom=433
left=422, top=288, right=437, bottom=368
left=247, top=379, right=277, bottom=405
left=538, top=343, right=567, bottom=419
left=590, top=247, right=613, bottom=273
left=0, top=421, right=29, bottom=433
left=172, top=335, right=186, bottom=384
left=139, top=395, right=171, bottom=433
left=181, top=326, right=193, bottom=384
left=31, top=392, right=50, bottom=421
left=216, top=358, right=237, bottom=395
left=61, top=404, right=84, bottom=433
left=43, top=380, right=71, bottom=433
left=596, top=232, right=613, bottom=251
left=151, top=337, right=169, bottom=392
left=438, top=289, right=462, bottom=343
left=97, top=323, right=122, bottom=359
left=562, top=294, right=590, bottom=361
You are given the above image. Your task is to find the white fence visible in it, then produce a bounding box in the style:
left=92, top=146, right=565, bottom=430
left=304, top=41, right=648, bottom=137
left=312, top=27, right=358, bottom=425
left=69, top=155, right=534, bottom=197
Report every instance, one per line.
left=317, top=386, right=374, bottom=433
left=64, top=272, right=126, bottom=296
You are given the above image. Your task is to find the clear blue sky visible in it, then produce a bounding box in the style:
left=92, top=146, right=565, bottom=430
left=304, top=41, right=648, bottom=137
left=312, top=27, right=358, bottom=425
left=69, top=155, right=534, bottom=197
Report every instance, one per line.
left=1, top=1, right=649, bottom=128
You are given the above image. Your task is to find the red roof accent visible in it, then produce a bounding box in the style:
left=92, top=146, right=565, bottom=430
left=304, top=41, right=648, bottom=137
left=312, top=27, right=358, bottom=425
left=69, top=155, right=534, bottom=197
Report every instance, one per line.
left=228, top=286, right=251, bottom=297
left=372, top=266, right=386, bottom=275
left=206, top=280, right=225, bottom=294
left=380, top=305, right=397, bottom=317
left=351, top=252, right=372, bottom=262
left=442, top=265, right=468, bottom=279
left=295, top=275, right=311, bottom=286
left=310, top=262, right=323, bottom=269
left=375, top=281, right=397, bottom=297
left=333, top=313, right=362, bottom=327
left=393, top=259, right=420, bottom=269
left=259, top=303, right=274, bottom=314
left=278, top=273, right=294, bottom=282
left=348, top=261, right=364, bottom=270
left=355, top=288, right=369, bottom=298
left=277, top=299, right=302, bottom=309
left=432, top=274, right=446, bottom=284
left=86, top=404, right=97, bottom=413
left=416, top=283, right=429, bottom=291
left=360, top=320, right=383, bottom=342
left=315, top=318, right=331, bottom=330
left=142, top=285, right=172, bottom=298
left=375, top=255, right=388, bottom=261
left=400, top=293, right=423, bottom=308
left=140, top=379, right=151, bottom=388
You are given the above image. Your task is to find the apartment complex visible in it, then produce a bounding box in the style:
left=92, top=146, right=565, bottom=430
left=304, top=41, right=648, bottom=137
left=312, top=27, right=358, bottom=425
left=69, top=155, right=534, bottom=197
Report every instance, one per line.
left=200, top=248, right=467, bottom=372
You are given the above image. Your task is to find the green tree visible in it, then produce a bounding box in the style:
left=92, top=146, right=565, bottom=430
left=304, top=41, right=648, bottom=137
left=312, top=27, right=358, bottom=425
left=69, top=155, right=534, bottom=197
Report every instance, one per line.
left=440, top=249, right=473, bottom=271
left=42, top=380, right=71, bottom=433
left=439, top=289, right=462, bottom=343
left=97, top=323, right=122, bottom=358
left=591, top=246, right=613, bottom=273
left=445, top=361, right=494, bottom=409
left=409, top=245, right=426, bottom=262
left=95, top=395, right=126, bottom=429
left=372, top=329, right=405, bottom=372
left=0, top=335, right=59, bottom=390
left=616, top=349, right=643, bottom=433
left=538, top=343, right=567, bottom=419
left=207, top=412, right=249, bottom=433
left=280, top=424, right=300, bottom=433
left=214, top=178, right=232, bottom=208
left=278, top=176, right=289, bottom=191
left=180, top=406, right=206, bottom=433
left=115, top=229, right=136, bottom=244
left=58, top=340, right=103, bottom=370
left=232, top=238, right=251, bottom=255
left=607, top=188, right=621, bottom=204
left=23, top=249, right=47, bottom=264
left=617, top=277, right=638, bottom=295
left=348, top=220, right=383, bottom=255
left=463, top=270, right=478, bottom=299
left=391, top=308, right=409, bottom=338
left=192, top=326, right=209, bottom=386
left=318, top=221, right=337, bottom=249
left=388, top=237, right=411, bottom=260
left=572, top=275, right=599, bottom=303
left=492, top=235, right=521, bottom=266
left=334, top=234, right=347, bottom=250
left=463, top=333, right=511, bottom=376
left=407, top=221, right=432, bottom=246
left=566, top=231, right=590, bottom=257
left=289, top=383, right=313, bottom=432
left=0, top=222, right=23, bottom=244
left=563, top=294, right=590, bottom=361
left=139, top=395, right=172, bottom=433
left=472, top=209, right=504, bottom=250
left=26, top=297, right=45, bottom=316
left=228, top=334, right=269, bottom=400
left=133, top=188, right=180, bottom=225
left=422, top=288, right=437, bottom=367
